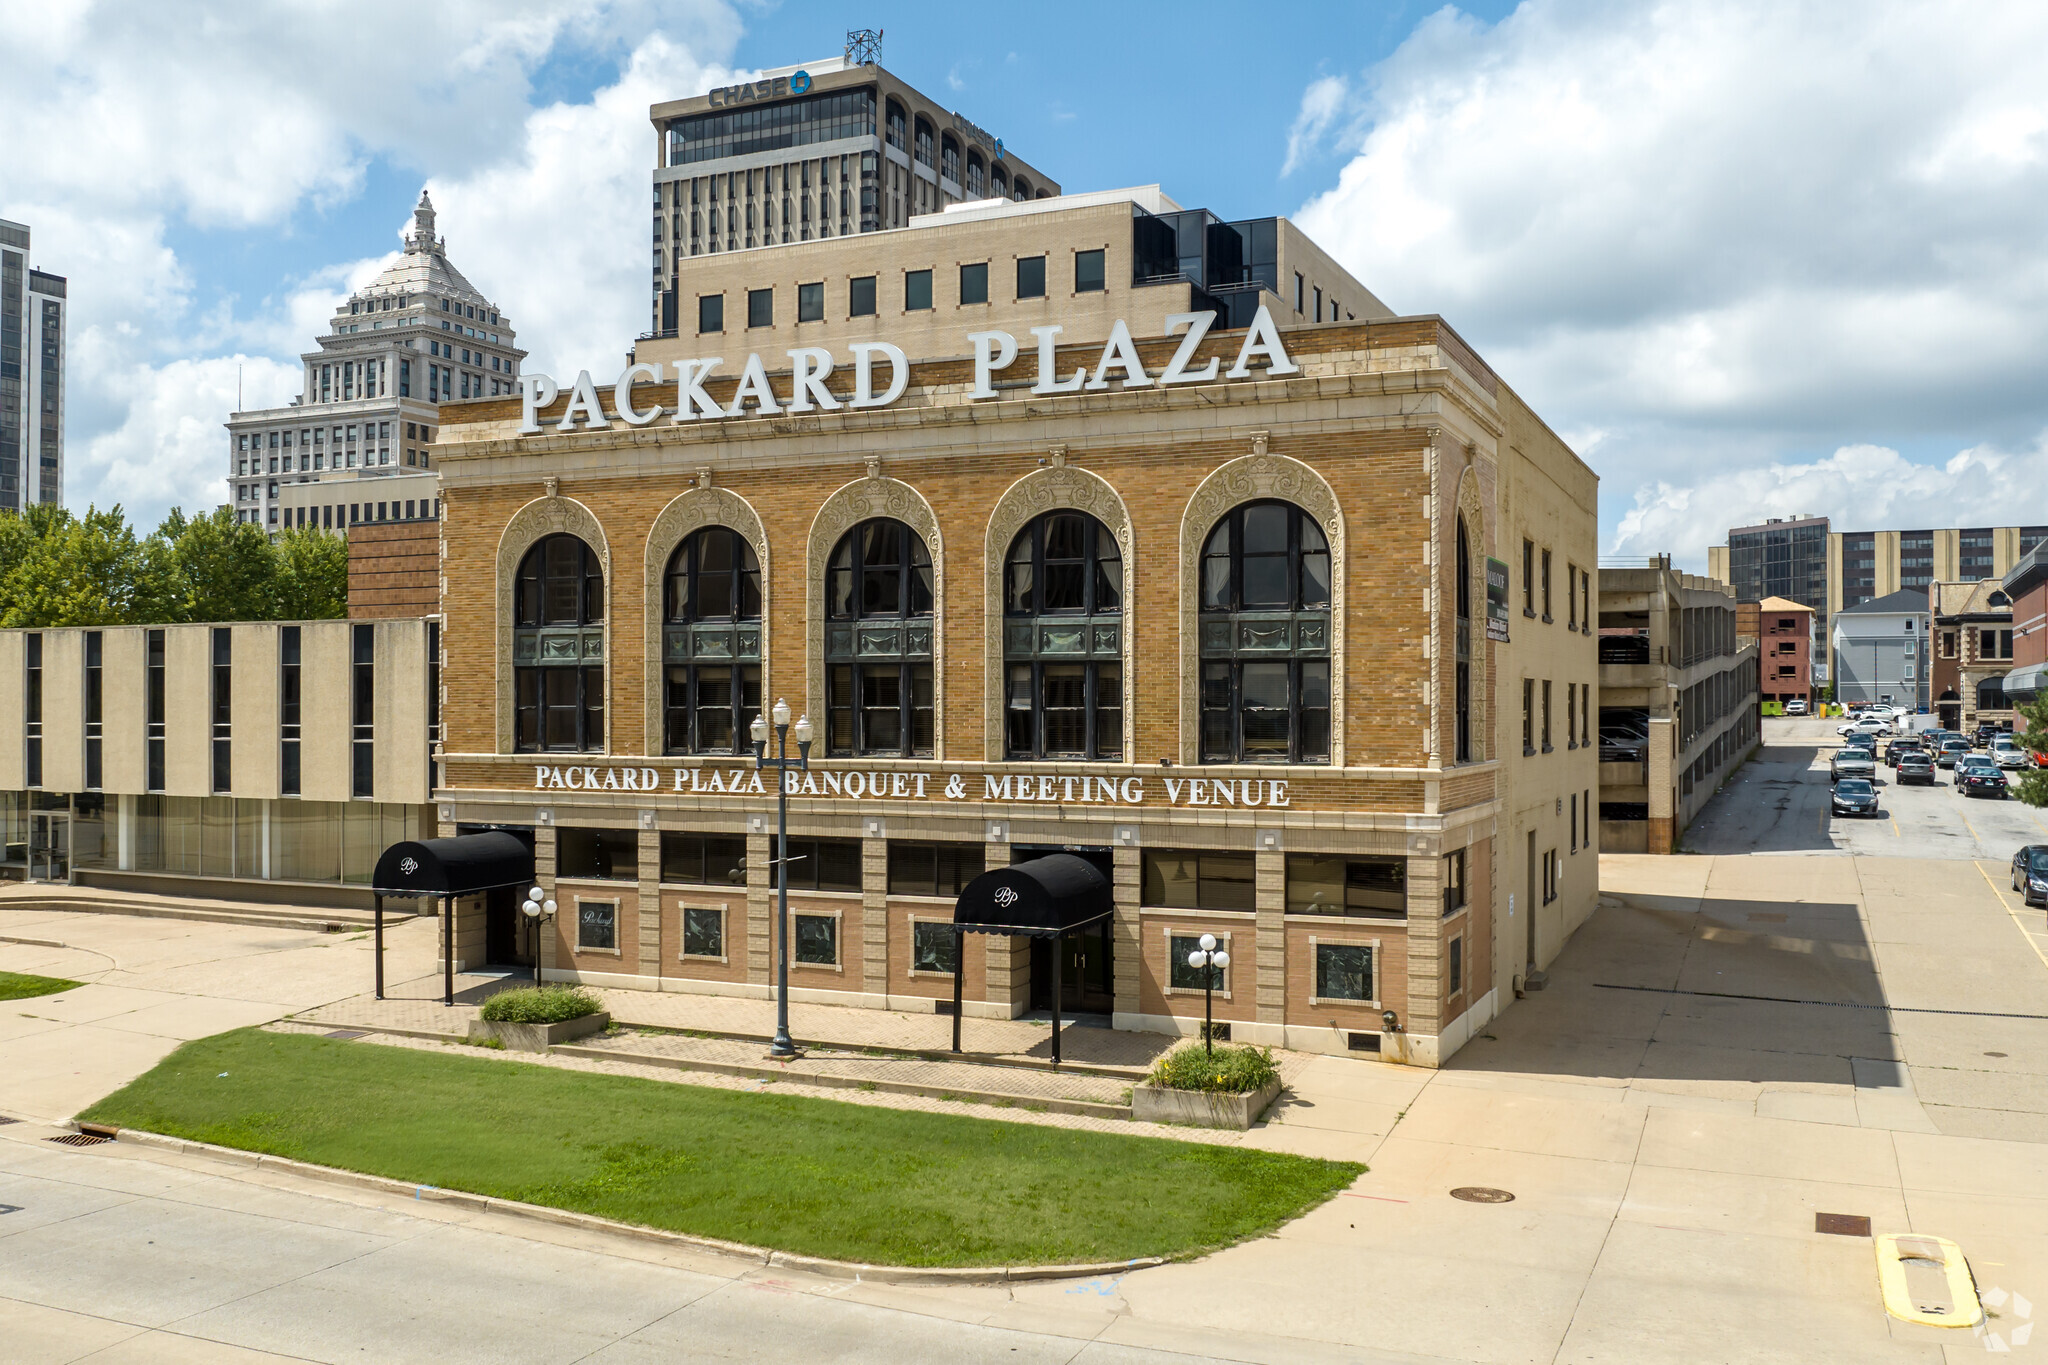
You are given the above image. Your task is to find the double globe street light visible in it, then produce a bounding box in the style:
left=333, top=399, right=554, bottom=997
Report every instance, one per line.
left=520, top=886, right=557, bottom=988
left=751, top=698, right=812, bottom=1061
left=1185, top=933, right=1231, bottom=1056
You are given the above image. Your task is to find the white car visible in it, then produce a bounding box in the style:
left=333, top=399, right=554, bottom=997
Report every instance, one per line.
left=1994, top=743, right=2035, bottom=771
left=1784, top=698, right=1808, bottom=715
left=1837, top=717, right=1892, bottom=737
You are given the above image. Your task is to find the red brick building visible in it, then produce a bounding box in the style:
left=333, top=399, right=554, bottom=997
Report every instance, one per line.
left=1757, top=596, right=1815, bottom=709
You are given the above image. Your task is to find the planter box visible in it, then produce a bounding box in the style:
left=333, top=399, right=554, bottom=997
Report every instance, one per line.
left=1132, top=1077, right=1282, bottom=1130
left=468, top=1012, right=609, bottom=1053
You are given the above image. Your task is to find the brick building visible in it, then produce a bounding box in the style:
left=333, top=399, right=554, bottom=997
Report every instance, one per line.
left=2003, top=545, right=2047, bottom=709
left=1930, top=580, right=2016, bottom=731
left=1755, top=596, right=1816, bottom=709
left=426, top=195, right=1596, bottom=1067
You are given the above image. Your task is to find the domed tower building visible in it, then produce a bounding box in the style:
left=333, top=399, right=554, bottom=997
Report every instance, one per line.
left=224, top=190, right=526, bottom=539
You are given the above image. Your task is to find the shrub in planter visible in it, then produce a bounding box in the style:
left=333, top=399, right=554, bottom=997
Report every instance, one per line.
left=1149, top=1042, right=1279, bottom=1095
left=478, top=986, right=602, bottom=1025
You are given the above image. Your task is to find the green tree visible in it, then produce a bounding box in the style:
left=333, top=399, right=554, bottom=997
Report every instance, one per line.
left=0, top=504, right=171, bottom=627
left=157, top=506, right=279, bottom=623
left=2013, top=695, right=2048, bottom=808
left=271, top=525, right=349, bottom=620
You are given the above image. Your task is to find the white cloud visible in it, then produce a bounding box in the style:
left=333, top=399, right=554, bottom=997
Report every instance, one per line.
left=1293, top=0, right=2048, bottom=567
left=1, top=0, right=741, bottom=527
left=1611, top=436, right=2048, bottom=565
left=1282, top=75, right=1350, bottom=177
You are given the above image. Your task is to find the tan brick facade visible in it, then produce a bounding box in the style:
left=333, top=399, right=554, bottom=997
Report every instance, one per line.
left=429, top=313, right=1594, bottom=1065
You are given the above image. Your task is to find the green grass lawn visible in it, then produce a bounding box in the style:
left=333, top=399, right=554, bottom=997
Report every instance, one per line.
left=83, top=1029, right=1361, bottom=1267
left=0, top=970, right=83, bottom=1001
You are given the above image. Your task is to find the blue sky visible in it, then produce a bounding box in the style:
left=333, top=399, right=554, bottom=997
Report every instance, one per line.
left=7, top=1, right=2047, bottom=562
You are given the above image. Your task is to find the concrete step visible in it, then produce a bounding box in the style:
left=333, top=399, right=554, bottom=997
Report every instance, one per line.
left=0, top=886, right=397, bottom=935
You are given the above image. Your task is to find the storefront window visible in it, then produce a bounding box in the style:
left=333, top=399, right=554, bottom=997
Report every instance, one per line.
left=1198, top=500, right=1332, bottom=764
left=682, top=907, right=724, bottom=958
left=557, top=827, right=638, bottom=879
left=1003, top=511, right=1123, bottom=760
left=659, top=832, right=746, bottom=885
left=886, top=841, right=984, bottom=896
left=824, top=519, right=934, bottom=757
left=663, top=527, right=761, bottom=755
left=1140, top=850, right=1255, bottom=911
left=912, top=921, right=958, bottom=973
left=513, top=534, right=604, bottom=753
left=781, top=838, right=863, bottom=892
left=1286, top=854, right=1405, bottom=917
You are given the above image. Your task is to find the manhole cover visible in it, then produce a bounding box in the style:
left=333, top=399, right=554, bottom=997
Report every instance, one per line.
left=1816, top=1212, right=1871, bottom=1237
left=324, top=1030, right=368, bottom=1040
left=1450, top=1187, right=1515, bottom=1204
left=45, top=1133, right=109, bottom=1148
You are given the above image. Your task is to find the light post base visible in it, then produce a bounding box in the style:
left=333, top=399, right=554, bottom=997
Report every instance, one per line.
left=765, top=1042, right=804, bottom=1062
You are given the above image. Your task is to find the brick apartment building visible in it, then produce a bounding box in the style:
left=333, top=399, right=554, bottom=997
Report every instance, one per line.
left=1755, top=596, right=1815, bottom=709
left=1931, top=581, right=2016, bottom=732
left=426, top=188, right=1597, bottom=1067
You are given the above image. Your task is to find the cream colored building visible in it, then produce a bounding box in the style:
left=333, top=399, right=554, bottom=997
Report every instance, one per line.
left=0, top=621, right=435, bottom=904
left=1597, top=561, right=1759, bottom=853
left=637, top=185, right=1389, bottom=374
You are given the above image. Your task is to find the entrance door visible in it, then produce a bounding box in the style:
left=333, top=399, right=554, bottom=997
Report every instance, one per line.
left=1028, top=923, right=1115, bottom=1015
left=484, top=884, right=530, bottom=967
left=28, top=814, right=68, bottom=882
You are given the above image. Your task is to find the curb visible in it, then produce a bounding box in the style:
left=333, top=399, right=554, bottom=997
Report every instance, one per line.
left=3, top=901, right=373, bottom=934
left=75, top=1123, right=1166, bottom=1286
left=549, top=1042, right=1134, bottom=1120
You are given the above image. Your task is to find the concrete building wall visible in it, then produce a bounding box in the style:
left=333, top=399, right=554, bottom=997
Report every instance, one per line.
left=101, top=628, right=146, bottom=793
left=40, top=631, right=84, bottom=793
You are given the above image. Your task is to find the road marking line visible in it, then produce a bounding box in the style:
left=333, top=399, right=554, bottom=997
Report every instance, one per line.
left=1973, top=861, right=2048, bottom=977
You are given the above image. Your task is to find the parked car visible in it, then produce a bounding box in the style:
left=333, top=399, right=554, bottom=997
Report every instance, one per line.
left=1937, top=738, right=1972, bottom=768
left=1993, top=740, right=2034, bottom=771
left=2014, top=846, right=2048, bottom=907
left=1831, top=777, right=1880, bottom=817
left=1785, top=698, right=1808, bottom=715
left=1883, top=736, right=1925, bottom=766
left=1955, top=761, right=2009, bottom=799
left=1837, top=717, right=1892, bottom=738
left=1895, top=751, right=1937, bottom=785
left=1831, top=750, right=1877, bottom=783
left=1599, top=725, right=1648, bottom=762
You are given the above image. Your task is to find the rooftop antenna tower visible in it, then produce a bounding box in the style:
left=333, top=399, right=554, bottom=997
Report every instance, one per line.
left=845, top=28, right=882, bottom=65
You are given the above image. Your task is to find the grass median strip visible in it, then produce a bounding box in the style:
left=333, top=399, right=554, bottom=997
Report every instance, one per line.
left=82, top=1028, right=1361, bottom=1267
left=0, top=971, right=83, bottom=1001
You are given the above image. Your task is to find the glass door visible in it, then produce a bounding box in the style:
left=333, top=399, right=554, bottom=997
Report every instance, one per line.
left=29, top=813, right=69, bottom=882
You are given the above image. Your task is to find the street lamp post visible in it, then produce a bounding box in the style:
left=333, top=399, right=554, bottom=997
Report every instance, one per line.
left=752, top=698, right=812, bottom=1061
left=520, top=885, right=557, bottom=988
left=1184, top=933, right=1231, bottom=1056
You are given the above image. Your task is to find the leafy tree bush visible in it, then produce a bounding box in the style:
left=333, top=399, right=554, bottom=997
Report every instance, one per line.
left=477, top=986, right=603, bottom=1024
left=1148, top=1042, right=1280, bottom=1094
left=2014, top=696, right=2048, bottom=808
left=0, top=504, right=349, bottom=626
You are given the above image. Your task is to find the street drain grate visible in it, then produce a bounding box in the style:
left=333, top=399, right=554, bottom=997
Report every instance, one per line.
left=45, top=1133, right=109, bottom=1148
left=1816, top=1213, right=1871, bottom=1237
left=1450, top=1187, right=1516, bottom=1204
left=324, top=1030, right=368, bottom=1040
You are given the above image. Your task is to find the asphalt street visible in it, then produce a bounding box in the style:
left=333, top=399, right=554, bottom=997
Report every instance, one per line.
left=1687, top=716, right=2048, bottom=860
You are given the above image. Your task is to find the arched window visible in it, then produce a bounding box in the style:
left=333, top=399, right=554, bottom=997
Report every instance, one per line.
left=825, top=519, right=934, bottom=757
left=1003, top=512, right=1123, bottom=760
left=913, top=116, right=934, bottom=168
left=663, top=527, right=761, bottom=754
left=940, top=134, right=961, bottom=185
left=991, top=166, right=1008, bottom=199
left=1197, top=501, right=1331, bottom=764
left=1012, top=175, right=1032, bottom=201
left=1978, top=677, right=2007, bottom=710
left=965, top=152, right=985, bottom=198
left=1455, top=515, right=1473, bottom=764
left=885, top=99, right=907, bottom=151
left=513, top=534, right=604, bottom=752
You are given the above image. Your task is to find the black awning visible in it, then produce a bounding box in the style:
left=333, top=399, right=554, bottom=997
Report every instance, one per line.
left=372, top=831, right=535, bottom=898
left=953, top=854, right=1114, bottom=938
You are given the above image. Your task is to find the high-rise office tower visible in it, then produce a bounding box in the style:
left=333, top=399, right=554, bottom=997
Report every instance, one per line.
left=225, top=191, right=525, bottom=534
left=0, top=218, right=66, bottom=512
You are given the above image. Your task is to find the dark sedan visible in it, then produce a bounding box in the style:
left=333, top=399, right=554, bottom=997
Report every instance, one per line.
left=1956, top=763, right=2009, bottom=799
left=2014, top=846, right=2048, bottom=907
left=1831, top=777, right=1881, bottom=817
left=1896, top=752, right=1937, bottom=785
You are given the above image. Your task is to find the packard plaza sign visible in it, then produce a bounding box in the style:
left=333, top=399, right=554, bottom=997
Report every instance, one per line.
left=532, top=764, right=1293, bottom=808
left=516, top=306, right=1300, bottom=435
